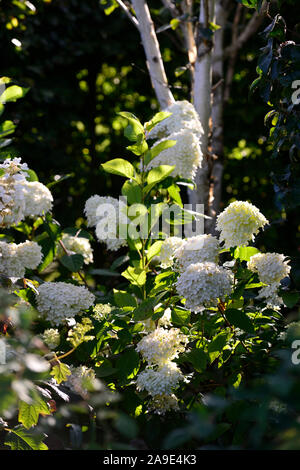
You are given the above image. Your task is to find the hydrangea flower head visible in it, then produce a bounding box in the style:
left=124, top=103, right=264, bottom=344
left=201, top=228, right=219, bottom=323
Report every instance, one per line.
left=247, top=252, right=290, bottom=285
left=176, top=262, right=233, bottom=311
left=174, top=234, right=219, bottom=272
left=216, top=200, right=268, bottom=248
left=147, top=129, right=203, bottom=181
left=36, top=281, right=95, bottom=325
left=136, top=327, right=187, bottom=366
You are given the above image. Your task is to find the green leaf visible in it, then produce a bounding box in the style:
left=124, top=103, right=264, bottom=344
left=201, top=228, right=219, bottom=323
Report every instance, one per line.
left=147, top=139, right=176, bottom=163
left=225, top=308, right=255, bottom=334
left=146, top=165, right=175, bottom=187
left=145, top=111, right=172, bottom=133
left=114, top=289, right=137, bottom=308
left=4, top=426, right=48, bottom=450
left=18, top=396, right=50, bottom=429
left=118, top=111, right=144, bottom=142
left=0, top=85, right=29, bottom=103
left=186, top=348, right=207, bottom=371
left=146, top=240, right=163, bottom=261
left=116, top=349, right=140, bottom=383
left=171, top=307, right=190, bottom=326
left=133, top=296, right=162, bottom=321
left=0, top=120, right=16, bottom=138
left=50, top=363, right=71, bottom=385
left=167, top=184, right=182, bottom=206
left=122, top=179, right=142, bottom=204
left=126, top=134, right=148, bottom=156
left=281, top=291, right=300, bottom=309
left=101, top=158, right=134, bottom=179
left=60, top=253, right=84, bottom=272
left=121, top=266, right=147, bottom=287
left=234, top=246, right=260, bottom=261
left=208, top=332, right=229, bottom=363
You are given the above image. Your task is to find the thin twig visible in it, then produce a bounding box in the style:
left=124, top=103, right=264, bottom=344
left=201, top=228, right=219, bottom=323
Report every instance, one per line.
left=115, top=0, right=139, bottom=29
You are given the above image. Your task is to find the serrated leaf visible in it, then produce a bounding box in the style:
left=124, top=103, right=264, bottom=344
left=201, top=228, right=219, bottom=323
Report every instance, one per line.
left=18, top=396, right=50, bottom=429
left=50, top=363, right=71, bottom=385
left=4, top=426, right=48, bottom=450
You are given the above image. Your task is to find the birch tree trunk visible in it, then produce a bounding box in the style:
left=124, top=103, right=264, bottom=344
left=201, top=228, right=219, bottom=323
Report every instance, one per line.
left=188, top=0, right=215, bottom=230
left=131, top=0, right=175, bottom=109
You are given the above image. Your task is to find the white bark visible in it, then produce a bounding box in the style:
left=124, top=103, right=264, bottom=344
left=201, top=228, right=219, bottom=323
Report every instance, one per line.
left=189, top=0, right=215, bottom=222
left=131, top=0, right=175, bottom=109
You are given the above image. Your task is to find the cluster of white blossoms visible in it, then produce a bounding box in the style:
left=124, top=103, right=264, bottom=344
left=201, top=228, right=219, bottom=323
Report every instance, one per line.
left=42, top=328, right=60, bottom=350
left=159, top=236, right=184, bottom=268
left=57, top=233, right=93, bottom=264
left=136, top=326, right=187, bottom=366
left=0, top=240, right=43, bottom=279
left=147, top=130, right=203, bottom=181
left=148, top=394, right=179, bottom=415
left=135, top=326, right=188, bottom=414
left=0, top=158, right=53, bottom=227
left=84, top=195, right=128, bottom=251
left=216, top=200, right=268, bottom=248
left=147, top=100, right=203, bottom=140
left=176, top=262, right=233, bottom=312
left=247, top=253, right=291, bottom=285
left=248, top=252, right=291, bottom=309
left=174, top=234, right=220, bottom=272
left=136, top=362, right=185, bottom=397
left=36, top=281, right=95, bottom=325
left=146, top=101, right=203, bottom=182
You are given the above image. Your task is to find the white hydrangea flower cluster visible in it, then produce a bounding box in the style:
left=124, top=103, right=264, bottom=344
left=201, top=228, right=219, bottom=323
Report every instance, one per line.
left=174, top=234, right=220, bottom=272
left=42, top=328, right=60, bottom=350
left=176, top=262, right=233, bottom=311
left=84, top=195, right=128, bottom=251
left=136, top=362, right=185, bottom=397
left=248, top=253, right=291, bottom=310
left=148, top=394, right=179, bottom=415
left=135, top=325, right=188, bottom=414
left=147, top=129, right=203, bottom=181
left=247, top=253, right=290, bottom=285
left=256, top=284, right=284, bottom=310
left=0, top=240, right=43, bottom=279
left=146, top=101, right=203, bottom=182
left=147, top=100, right=204, bottom=140
left=57, top=233, right=93, bottom=264
left=36, top=281, right=95, bottom=325
left=136, top=326, right=187, bottom=366
left=216, top=200, right=268, bottom=248
left=0, top=158, right=53, bottom=227
left=159, top=236, right=184, bottom=268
